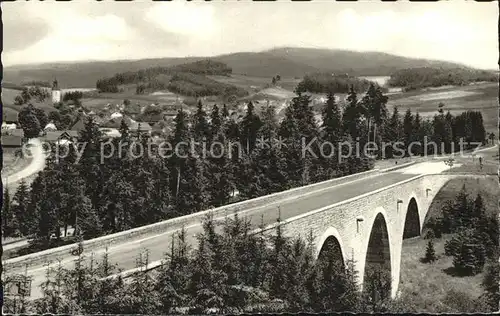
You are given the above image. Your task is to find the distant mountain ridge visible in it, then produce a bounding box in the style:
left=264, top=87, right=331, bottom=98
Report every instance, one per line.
left=3, top=47, right=479, bottom=88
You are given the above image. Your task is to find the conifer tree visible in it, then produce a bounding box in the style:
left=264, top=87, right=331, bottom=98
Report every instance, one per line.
left=240, top=101, right=262, bottom=154
left=342, top=86, right=363, bottom=140
left=278, top=105, right=303, bottom=187
left=322, top=92, right=342, bottom=144
left=12, top=180, right=32, bottom=236
left=175, top=153, right=209, bottom=215
left=2, top=187, right=19, bottom=237
left=321, top=92, right=342, bottom=176
left=168, top=108, right=190, bottom=198
left=413, top=112, right=423, bottom=156
left=210, top=104, right=222, bottom=138
left=259, top=103, right=279, bottom=142
left=481, top=261, right=500, bottom=311
left=402, top=109, right=414, bottom=157
left=424, top=239, right=437, bottom=263
left=222, top=103, right=230, bottom=120
left=192, top=100, right=210, bottom=141
left=383, top=106, right=403, bottom=158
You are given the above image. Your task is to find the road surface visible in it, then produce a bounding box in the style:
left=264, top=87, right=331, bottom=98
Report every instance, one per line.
left=2, top=138, right=46, bottom=186
left=7, top=167, right=420, bottom=299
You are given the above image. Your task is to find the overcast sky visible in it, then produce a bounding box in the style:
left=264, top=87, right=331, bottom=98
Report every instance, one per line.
left=3, top=1, right=498, bottom=69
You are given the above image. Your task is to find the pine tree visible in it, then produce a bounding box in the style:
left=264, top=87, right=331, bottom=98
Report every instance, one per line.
left=383, top=106, right=403, bottom=158
left=118, top=118, right=130, bottom=140
left=168, top=108, right=191, bottom=198
left=481, top=261, right=500, bottom=311
left=12, top=180, right=32, bottom=236
left=77, top=116, right=104, bottom=211
left=424, top=239, right=437, bottom=263
left=278, top=105, right=303, bottom=187
left=2, top=187, right=19, bottom=237
left=342, top=86, right=363, bottom=141
left=176, top=153, right=210, bottom=215
left=413, top=112, right=423, bottom=156
left=321, top=92, right=342, bottom=176
left=322, top=92, right=342, bottom=144
left=210, top=104, right=222, bottom=138
left=240, top=101, right=262, bottom=154
left=259, top=103, right=279, bottom=142
left=361, top=83, right=388, bottom=147
left=207, top=133, right=234, bottom=207
left=222, top=104, right=230, bottom=120
left=192, top=100, right=210, bottom=141
left=402, top=109, right=414, bottom=157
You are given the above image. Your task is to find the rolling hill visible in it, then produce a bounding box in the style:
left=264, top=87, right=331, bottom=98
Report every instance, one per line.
left=3, top=47, right=475, bottom=89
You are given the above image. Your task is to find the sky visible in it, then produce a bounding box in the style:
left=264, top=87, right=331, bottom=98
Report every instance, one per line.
left=2, top=1, right=498, bottom=69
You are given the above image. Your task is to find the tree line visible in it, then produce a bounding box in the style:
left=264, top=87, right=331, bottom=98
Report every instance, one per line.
left=16, top=103, right=82, bottom=137
left=295, top=73, right=386, bottom=95
left=14, top=86, right=50, bottom=105
left=96, top=60, right=235, bottom=95
left=388, top=67, right=497, bottom=91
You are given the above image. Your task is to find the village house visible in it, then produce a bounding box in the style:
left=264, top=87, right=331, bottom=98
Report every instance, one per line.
left=3, top=108, right=19, bottom=125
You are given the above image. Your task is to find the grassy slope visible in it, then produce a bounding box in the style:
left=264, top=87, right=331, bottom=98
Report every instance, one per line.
left=387, top=83, right=498, bottom=135
left=399, top=176, right=499, bottom=312
left=2, top=88, right=56, bottom=115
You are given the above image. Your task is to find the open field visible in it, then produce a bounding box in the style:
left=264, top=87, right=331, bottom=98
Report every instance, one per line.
left=387, top=83, right=498, bottom=134
left=2, top=87, right=56, bottom=114
left=210, top=74, right=302, bottom=92
left=399, top=236, right=485, bottom=313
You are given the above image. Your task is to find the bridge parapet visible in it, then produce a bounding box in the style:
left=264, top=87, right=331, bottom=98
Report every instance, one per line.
left=4, top=168, right=381, bottom=271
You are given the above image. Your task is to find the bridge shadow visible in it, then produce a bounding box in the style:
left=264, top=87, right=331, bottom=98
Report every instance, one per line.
left=364, top=213, right=392, bottom=301
left=317, top=235, right=345, bottom=271
left=403, top=198, right=421, bottom=239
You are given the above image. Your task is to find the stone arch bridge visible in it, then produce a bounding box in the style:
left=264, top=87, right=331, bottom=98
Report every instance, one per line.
left=258, top=173, right=492, bottom=298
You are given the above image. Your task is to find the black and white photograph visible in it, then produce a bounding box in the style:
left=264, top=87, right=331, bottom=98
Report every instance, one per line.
left=1, top=1, right=499, bottom=314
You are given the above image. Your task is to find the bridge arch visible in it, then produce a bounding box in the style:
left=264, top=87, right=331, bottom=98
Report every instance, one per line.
left=316, top=227, right=346, bottom=270
left=363, top=211, right=392, bottom=301
left=403, top=197, right=421, bottom=239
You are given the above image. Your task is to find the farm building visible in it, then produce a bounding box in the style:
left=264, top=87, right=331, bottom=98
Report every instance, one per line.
left=42, top=131, right=79, bottom=144
left=3, top=108, right=19, bottom=124
left=101, top=116, right=152, bottom=136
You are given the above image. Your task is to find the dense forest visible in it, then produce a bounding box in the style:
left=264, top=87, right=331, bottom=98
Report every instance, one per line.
left=295, top=73, right=381, bottom=94
left=95, top=59, right=247, bottom=99
left=388, top=67, right=497, bottom=90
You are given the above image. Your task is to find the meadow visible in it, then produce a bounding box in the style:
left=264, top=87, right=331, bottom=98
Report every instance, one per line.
left=387, top=83, right=498, bottom=134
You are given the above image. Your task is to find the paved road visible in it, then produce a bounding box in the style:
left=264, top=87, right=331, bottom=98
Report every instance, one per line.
left=7, top=168, right=416, bottom=299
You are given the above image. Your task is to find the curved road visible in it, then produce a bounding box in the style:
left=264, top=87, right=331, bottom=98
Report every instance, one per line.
left=2, top=138, right=46, bottom=185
